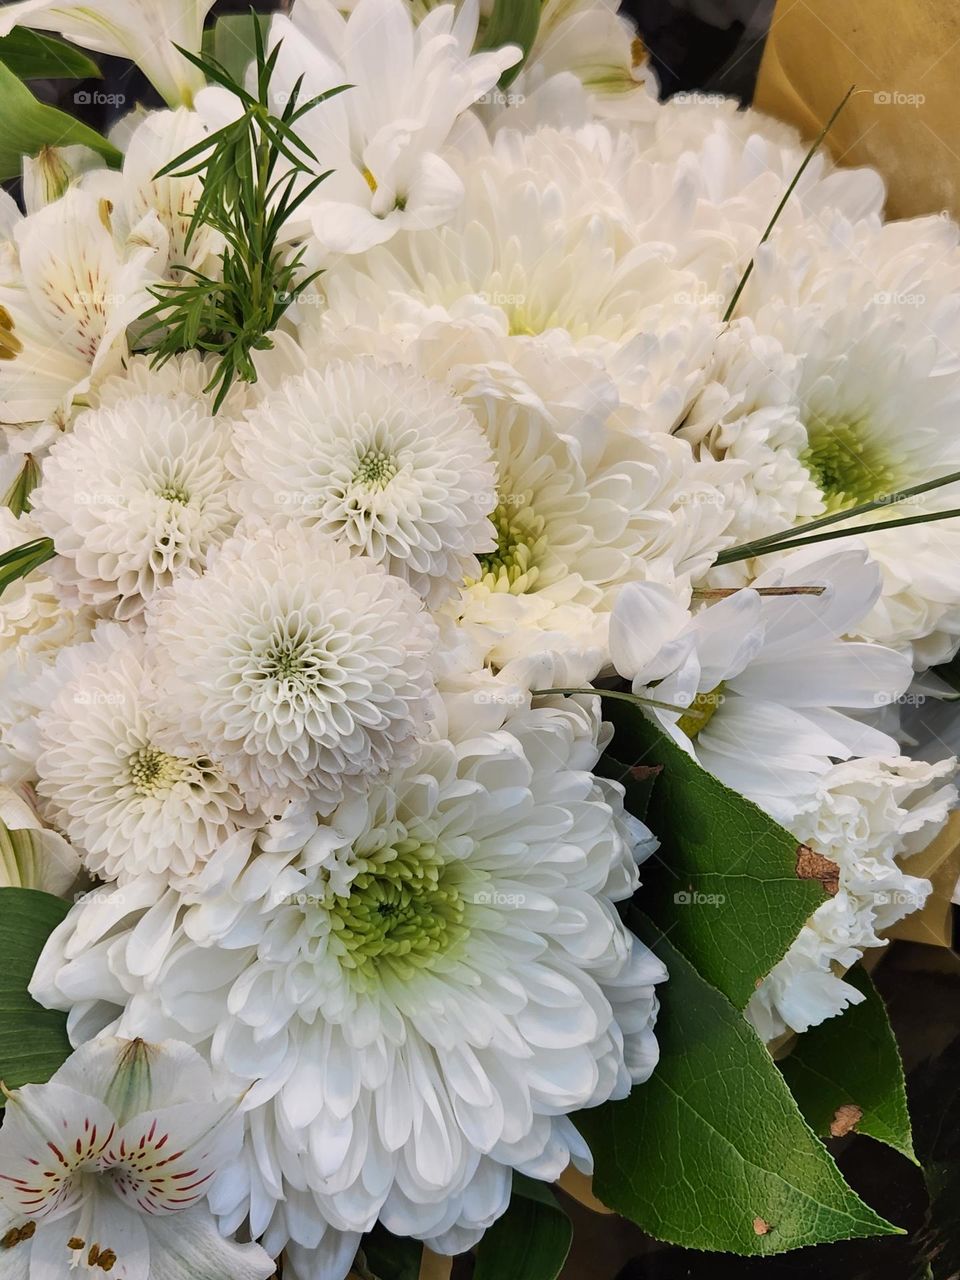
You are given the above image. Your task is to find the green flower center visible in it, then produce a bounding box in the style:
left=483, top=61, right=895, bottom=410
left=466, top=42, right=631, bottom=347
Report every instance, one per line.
left=156, top=481, right=190, bottom=504
left=676, top=684, right=726, bottom=739
left=353, top=447, right=398, bottom=490
left=327, top=837, right=468, bottom=987
left=469, top=495, right=546, bottom=595
left=126, top=746, right=185, bottom=796
left=801, top=419, right=899, bottom=514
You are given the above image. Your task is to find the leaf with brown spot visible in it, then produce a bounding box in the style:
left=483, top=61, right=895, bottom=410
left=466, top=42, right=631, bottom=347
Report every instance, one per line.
left=780, top=966, right=915, bottom=1162
left=753, top=1218, right=771, bottom=1236
left=829, top=1104, right=864, bottom=1138
left=795, top=845, right=840, bottom=896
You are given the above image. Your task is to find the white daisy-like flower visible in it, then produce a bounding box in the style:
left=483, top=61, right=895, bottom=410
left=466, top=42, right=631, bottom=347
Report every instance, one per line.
left=610, top=544, right=914, bottom=821
left=31, top=392, right=237, bottom=620
left=0, top=188, right=165, bottom=425
left=713, top=214, right=960, bottom=666
left=232, top=359, right=497, bottom=606
left=32, top=693, right=666, bottom=1266
left=31, top=623, right=251, bottom=883
left=0, top=1037, right=274, bottom=1279
left=747, top=755, right=957, bottom=1040
left=149, top=523, right=438, bottom=810
left=226, top=0, right=520, bottom=255
left=454, top=395, right=732, bottom=676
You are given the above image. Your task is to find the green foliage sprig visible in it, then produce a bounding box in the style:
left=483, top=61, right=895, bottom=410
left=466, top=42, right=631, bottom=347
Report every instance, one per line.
left=140, top=21, right=348, bottom=411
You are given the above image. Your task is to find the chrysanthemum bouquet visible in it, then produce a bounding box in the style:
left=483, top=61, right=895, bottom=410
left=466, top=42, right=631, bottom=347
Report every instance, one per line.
left=0, top=1, right=956, bottom=1276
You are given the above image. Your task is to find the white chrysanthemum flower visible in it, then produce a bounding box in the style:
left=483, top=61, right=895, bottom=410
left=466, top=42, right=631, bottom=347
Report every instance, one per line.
left=712, top=215, right=960, bottom=666
left=32, top=693, right=666, bottom=1265
left=454, top=396, right=732, bottom=676
left=747, top=755, right=957, bottom=1040
left=0, top=508, right=95, bottom=666
left=610, top=545, right=914, bottom=821
left=0, top=189, right=165, bottom=425
left=680, top=318, right=824, bottom=555
left=149, top=523, right=438, bottom=810
left=32, top=392, right=237, bottom=620
left=232, top=359, right=497, bottom=607
left=95, top=349, right=251, bottom=419
left=0, top=1037, right=274, bottom=1279
left=31, top=624, right=251, bottom=883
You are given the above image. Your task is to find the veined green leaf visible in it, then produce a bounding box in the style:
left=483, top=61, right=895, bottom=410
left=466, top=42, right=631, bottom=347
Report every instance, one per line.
left=0, top=61, right=120, bottom=181
left=474, top=1175, right=572, bottom=1280
left=576, top=917, right=902, bottom=1254
left=780, top=965, right=916, bottom=1162
left=607, top=699, right=826, bottom=1009
left=477, top=0, right=540, bottom=88
left=0, top=888, right=71, bottom=1098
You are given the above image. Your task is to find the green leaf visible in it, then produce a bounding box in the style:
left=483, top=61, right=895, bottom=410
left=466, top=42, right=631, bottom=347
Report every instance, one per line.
left=0, top=887, right=71, bottom=1098
left=596, top=751, right=660, bottom=823
left=358, top=1224, right=422, bottom=1280
left=477, top=0, right=540, bottom=88
left=608, top=700, right=826, bottom=1008
left=2, top=455, right=40, bottom=517
left=779, top=965, right=916, bottom=1162
left=0, top=536, right=56, bottom=600
left=209, top=13, right=271, bottom=86
left=0, top=29, right=101, bottom=81
left=0, top=62, right=121, bottom=180
left=576, top=917, right=902, bottom=1254
left=474, top=1175, right=572, bottom=1280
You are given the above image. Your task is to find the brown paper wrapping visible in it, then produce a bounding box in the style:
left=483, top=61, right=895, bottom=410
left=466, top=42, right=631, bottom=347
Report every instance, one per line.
left=418, top=1247, right=453, bottom=1280
left=885, top=811, right=960, bottom=948
left=755, top=0, right=960, bottom=219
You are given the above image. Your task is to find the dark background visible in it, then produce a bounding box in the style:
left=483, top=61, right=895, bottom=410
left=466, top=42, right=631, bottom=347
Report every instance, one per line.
left=7, top=0, right=959, bottom=1276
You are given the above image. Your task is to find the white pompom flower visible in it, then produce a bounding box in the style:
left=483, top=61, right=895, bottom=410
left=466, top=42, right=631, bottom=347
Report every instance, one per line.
left=747, top=754, right=957, bottom=1040
left=31, top=392, right=237, bottom=620
left=149, top=523, right=438, bottom=811
left=232, top=359, right=497, bottom=607
left=32, top=693, right=666, bottom=1262
left=32, top=624, right=251, bottom=883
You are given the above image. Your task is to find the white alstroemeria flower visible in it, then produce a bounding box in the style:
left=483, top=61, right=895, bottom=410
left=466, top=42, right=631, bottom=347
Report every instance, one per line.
left=21, top=145, right=103, bottom=215
left=0, top=0, right=217, bottom=107
left=0, top=189, right=166, bottom=426
left=83, top=109, right=222, bottom=283
left=0, top=1037, right=275, bottom=1279
left=256, top=0, right=520, bottom=253
left=610, top=545, right=914, bottom=820
left=507, top=0, right=659, bottom=124
left=0, top=784, right=80, bottom=895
